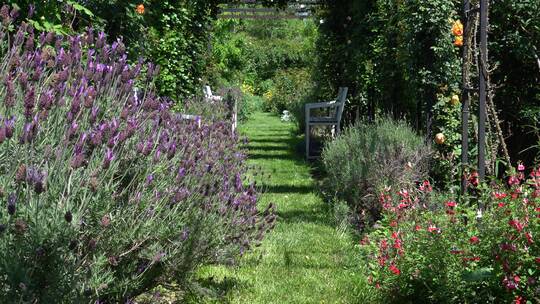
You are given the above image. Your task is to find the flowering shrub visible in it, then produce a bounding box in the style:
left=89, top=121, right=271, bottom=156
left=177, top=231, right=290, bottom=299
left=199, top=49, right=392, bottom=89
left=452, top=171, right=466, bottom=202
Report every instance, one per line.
left=362, top=166, right=540, bottom=303
left=321, top=118, right=430, bottom=230
left=0, top=10, right=275, bottom=302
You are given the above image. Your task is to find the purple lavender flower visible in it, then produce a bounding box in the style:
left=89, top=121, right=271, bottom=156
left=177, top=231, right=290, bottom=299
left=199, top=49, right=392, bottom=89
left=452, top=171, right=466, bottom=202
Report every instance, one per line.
left=7, top=193, right=16, bottom=215
left=146, top=174, right=154, bottom=186
left=180, top=228, right=189, bottom=241
left=102, top=148, right=114, bottom=169
left=64, top=211, right=73, bottom=223
left=90, top=106, right=99, bottom=125
left=20, top=122, right=37, bottom=144
left=67, top=121, right=78, bottom=140
left=5, top=117, right=15, bottom=138
left=24, top=87, right=35, bottom=120
left=71, top=152, right=86, bottom=169
left=0, top=5, right=10, bottom=24
left=27, top=167, right=45, bottom=194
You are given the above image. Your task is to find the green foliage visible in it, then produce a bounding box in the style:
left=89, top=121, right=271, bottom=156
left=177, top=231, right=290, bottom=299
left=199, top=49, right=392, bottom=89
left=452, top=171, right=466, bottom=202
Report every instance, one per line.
left=314, top=0, right=540, bottom=184
left=209, top=18, right=317, bottom=118
left=321, top=118, right=431, bottom=229
left=10, top=1, right=222, bottom=101
left=263, top=68, right=314, bottom=114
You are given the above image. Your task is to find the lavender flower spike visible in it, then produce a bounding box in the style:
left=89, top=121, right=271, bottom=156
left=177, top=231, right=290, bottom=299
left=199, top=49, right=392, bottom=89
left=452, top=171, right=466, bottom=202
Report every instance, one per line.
left=102, top=148, right=114, bottom=169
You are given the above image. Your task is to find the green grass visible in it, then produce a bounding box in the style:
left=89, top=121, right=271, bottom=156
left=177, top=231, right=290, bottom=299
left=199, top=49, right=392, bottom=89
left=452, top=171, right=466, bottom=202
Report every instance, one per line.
left=190, top=112, right=371, bottom=304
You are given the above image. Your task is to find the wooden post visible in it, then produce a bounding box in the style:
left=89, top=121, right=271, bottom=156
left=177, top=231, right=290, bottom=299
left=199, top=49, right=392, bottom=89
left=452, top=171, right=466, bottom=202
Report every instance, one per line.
left=461, top=0, right=471, bottom=194
left=478, top=0, right=488, bottom=180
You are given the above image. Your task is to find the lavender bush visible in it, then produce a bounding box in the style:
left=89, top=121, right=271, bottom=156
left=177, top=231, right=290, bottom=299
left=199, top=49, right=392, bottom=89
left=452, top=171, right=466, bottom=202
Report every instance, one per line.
left=0, top=7, right=275, bottom=302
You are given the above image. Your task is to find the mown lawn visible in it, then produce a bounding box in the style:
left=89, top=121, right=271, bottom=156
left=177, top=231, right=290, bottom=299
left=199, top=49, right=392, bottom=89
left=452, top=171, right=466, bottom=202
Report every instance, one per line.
left=190, top=112, right=372, bottom=304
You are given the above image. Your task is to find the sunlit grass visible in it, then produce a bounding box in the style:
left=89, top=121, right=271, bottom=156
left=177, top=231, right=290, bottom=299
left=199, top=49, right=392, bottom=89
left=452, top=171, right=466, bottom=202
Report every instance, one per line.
left=190, top=112, right=372, bottom=304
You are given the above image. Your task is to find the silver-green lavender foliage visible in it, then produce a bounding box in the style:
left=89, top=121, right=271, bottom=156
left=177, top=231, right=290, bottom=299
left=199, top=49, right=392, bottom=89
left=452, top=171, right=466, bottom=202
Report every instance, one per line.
left=321, top=118, right=430, bottom=229
left=0, top=6, right=275, bottom=303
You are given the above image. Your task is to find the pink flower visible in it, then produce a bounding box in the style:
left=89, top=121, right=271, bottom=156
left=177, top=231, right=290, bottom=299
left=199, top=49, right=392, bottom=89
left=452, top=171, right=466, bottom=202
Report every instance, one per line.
left=518, top=163, right=525, bottom=171
left=427, top=225, right=439, bottom=233
left=508, top=175, right=520, bottom=186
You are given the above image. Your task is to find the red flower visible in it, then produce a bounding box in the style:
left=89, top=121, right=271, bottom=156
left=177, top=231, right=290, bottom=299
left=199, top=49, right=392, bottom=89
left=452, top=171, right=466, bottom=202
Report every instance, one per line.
left=493, top=191, right=507, bottom=199
left=446, top=201, right=457, bottom=208
left=535, top=257, right=540, bottom=264
left=509, top=219, right=524, bottom=232
left=515, top=296, right=524, bottom=304
left=390, top=221, right=398, bottom=227
left=462, top=256, right=480, bottom=262
left=415, top=225, right=422, bottom=231
left=525, top=232, right=533, bottom=244
left=397, top=203, right=409, bottom=209
left=360, top=235, right=370, bottom=246
left=389, top=264, right=400, bottom=275
left=498, top=202, right=506, bottom=208
left=419, top=180, right=432, bottom=192
left=469, top=236, right=479, bottom=244
left=514, top=275, right=521, bottom=283
left=468, top=171, right=479, bottom=187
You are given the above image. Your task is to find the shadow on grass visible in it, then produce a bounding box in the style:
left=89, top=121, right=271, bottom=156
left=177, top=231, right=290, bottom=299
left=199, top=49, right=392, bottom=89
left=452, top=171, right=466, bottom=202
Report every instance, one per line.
left=247, top=145, right=290, bottom=152
left=262, top=184, right=314, bottom=195
left=187, top=276, right=248, bottom=304
left=276, top=207, right=332, bottom=226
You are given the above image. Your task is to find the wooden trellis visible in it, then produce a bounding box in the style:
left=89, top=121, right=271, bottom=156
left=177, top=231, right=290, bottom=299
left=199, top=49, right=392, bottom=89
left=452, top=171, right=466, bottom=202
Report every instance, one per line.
left=218, top=0, right=321, bottom=20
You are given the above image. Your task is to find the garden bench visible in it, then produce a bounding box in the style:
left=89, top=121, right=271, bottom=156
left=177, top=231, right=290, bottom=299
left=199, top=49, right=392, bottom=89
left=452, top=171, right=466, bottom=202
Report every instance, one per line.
left=304, top=87, right=348, bottom=159
left=204, top=85, right=223, bottom=102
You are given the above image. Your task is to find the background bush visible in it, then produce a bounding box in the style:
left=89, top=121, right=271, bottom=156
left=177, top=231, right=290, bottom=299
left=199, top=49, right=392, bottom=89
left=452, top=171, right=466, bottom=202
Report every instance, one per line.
left=321, top=118, right=430, bottom=229
left=209, top=18, right=317, bottom=119
left=0, top=14, right=274, bottom=302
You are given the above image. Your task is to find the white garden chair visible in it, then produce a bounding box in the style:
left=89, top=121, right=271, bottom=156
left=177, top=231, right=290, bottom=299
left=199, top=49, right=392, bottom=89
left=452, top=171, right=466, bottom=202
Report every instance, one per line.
left=203, top=85, right=222, bottom=102
left=305, top=87, right=348, bottom=159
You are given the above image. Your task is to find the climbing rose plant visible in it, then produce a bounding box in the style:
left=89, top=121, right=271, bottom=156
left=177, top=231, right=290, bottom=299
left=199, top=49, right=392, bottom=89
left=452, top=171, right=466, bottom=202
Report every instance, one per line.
left=362, top=166, right=540, bottom=303
left=0, top=7, right=275, bottom=303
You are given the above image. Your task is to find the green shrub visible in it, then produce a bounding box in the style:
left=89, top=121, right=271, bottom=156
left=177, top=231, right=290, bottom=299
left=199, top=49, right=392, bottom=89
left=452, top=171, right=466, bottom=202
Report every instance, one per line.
left=321, top=118, right=431, bottom=229
left=264, top=68, right=314, bottom=115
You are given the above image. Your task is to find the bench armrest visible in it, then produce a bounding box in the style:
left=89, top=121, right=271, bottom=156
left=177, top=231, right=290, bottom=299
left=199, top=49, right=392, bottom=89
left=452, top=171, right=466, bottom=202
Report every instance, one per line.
left=305, top=101, right=337, bottom=110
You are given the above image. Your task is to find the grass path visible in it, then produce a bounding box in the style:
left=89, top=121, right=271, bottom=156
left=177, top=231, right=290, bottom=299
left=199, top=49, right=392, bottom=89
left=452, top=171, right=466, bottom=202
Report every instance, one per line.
left=193, top=112, right=369, bottom=303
